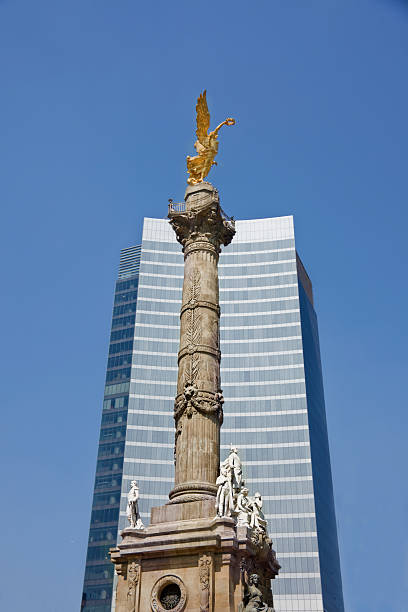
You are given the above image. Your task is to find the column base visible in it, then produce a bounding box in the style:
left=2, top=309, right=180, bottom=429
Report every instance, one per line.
left=152, top=498, right=216, bottom=524
left=168, top=482, right=218, bottom=504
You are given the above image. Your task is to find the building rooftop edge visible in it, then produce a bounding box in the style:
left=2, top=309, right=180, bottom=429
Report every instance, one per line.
left=142, top=215, right=294, bottom=223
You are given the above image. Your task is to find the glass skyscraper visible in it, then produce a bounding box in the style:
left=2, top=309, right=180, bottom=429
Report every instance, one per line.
left=81, top=216, right=344, bottom=612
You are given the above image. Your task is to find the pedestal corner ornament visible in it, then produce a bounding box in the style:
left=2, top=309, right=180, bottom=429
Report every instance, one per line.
left=110, top=92, right=280, bottom=611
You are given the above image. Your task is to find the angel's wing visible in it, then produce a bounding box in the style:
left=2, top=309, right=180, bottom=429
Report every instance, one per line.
left=196, top=90, right=210, bottom=145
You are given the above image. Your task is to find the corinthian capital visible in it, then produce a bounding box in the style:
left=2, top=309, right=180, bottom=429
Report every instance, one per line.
left=168, top=182, right=235, bottom=252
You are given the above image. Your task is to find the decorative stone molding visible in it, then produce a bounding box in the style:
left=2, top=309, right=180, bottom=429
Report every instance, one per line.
left=168, top=493, right=215, bottom=504
left=180, top=300, right=220, bottom=317
left=240, top=557, right=255, bottom=577
left=168, top=481, right=218, bottom=501
left=199, top=554, right=211, bottom=590
left=184, top=240, right=219, bottom=256
left=174, top=387, right=224, bottom=423
left=151, top=575, right=187, bottom=612
left=199, top=554, right=212, bottom=612
left=112, top=559, right=127, bottom=577
left=178, top=344, right=220, bottom=362
left=127, top=560, right=141, bottom=611
left=250, top=526, right=270, bottom=549
left=168, top=186, right=234, bottom=254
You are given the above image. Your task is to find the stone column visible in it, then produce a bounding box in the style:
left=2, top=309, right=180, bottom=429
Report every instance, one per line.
left=111, top=183, right=279, bottom=612
left=168, top=182, right=235, bottom=503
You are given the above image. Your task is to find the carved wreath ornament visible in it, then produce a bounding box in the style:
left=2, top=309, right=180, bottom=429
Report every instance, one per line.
left=151, top=575, right=187, bottom=612
left=174, top=385, right=224, bottom=423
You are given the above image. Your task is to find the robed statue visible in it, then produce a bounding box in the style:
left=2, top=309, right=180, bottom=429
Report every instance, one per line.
left=187, top=90, right=235, bottom=185
left=126, top=480, right=144, bottom=529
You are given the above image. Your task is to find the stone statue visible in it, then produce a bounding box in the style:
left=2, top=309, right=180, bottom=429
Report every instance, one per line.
left=126, top=481, right=144, bottom=529
left=215, top=463, right=233, bottom=517
left=236, top=487, right=252, bottom=527
left=227, top=445, right=243, bottom=492
left=249, top=493, right=266, bottom=530
left=186, top=90, right=235, bottom=185
left=216, top=446, right=244, bottom=517
left=239, top=574, right=275, bottom=612
left=216, top=448, right=271, bottom=545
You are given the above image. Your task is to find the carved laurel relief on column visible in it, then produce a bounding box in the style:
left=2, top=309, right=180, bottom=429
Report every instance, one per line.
left=184, top=269, right=201, bottom=387
left=173, top=269, right=202, bottom=462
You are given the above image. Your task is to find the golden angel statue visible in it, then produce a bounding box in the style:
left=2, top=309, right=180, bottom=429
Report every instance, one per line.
left=187, top=90, right=235, bottom=185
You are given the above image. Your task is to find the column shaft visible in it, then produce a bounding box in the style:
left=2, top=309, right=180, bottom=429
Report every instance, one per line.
left=168, top=183, right=235, bottom=503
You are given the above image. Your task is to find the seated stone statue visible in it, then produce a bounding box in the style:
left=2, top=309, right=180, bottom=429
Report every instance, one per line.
left=249, top=492, right=267, bottom=531
left=239, top=574, right=275, bottom=612
left=236, top=487, right=251, bottom=526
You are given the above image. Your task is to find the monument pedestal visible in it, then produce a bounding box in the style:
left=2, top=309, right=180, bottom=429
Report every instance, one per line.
left=110, top=500, right=279, bottom=611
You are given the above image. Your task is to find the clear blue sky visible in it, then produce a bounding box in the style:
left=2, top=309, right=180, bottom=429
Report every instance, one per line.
left=1, top=1, right=407, bottom=610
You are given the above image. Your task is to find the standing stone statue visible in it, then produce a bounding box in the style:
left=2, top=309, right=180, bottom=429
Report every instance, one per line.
left=126, top=481, right=144, bottom=529
left=216, top=446, right=244, bottom=517
left=215, top=463, right=233, bottom=517
left=227, top=445, right=243, bottom=492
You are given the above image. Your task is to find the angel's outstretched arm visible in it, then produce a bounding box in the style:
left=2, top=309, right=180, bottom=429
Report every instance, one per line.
left=212, top=117, right=235, bottom=136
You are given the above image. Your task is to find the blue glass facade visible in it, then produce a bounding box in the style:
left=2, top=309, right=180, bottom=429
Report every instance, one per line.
left=81, top=248, right=141, bottom=612
left=298, top=280, right=344, bottom=612
left=82, top=217, right=344, bottom=612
